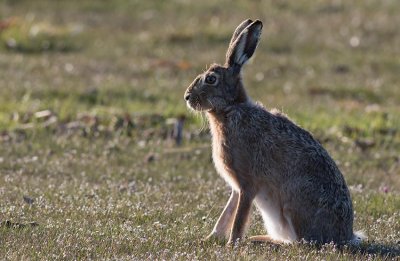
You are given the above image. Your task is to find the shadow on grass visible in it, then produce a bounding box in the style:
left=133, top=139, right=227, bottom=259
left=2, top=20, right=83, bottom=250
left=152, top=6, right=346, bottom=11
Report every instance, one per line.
left=203, top=237, right=400, bottom=259
left=347, top=242, right=400, bottom=259
left=250, top=239, right=400, bottom=259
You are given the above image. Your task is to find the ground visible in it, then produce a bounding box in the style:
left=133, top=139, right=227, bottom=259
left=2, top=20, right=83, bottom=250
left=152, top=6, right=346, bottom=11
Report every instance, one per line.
left=0, top=0, right=399, bottom=260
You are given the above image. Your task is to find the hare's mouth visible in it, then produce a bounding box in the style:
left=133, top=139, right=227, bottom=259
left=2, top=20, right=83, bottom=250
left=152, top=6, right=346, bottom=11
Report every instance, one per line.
left=186, top=95, right=209, bottom=112
left=186, top=99, right=203, bottom=111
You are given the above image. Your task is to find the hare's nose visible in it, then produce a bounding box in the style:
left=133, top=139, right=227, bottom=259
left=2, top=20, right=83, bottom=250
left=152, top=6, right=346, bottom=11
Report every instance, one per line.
left=184, top=93, right=191, bottom=101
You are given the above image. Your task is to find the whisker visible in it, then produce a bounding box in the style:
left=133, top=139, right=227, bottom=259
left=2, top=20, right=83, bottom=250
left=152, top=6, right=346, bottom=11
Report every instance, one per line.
left=200, top=112, right=208, bottom=133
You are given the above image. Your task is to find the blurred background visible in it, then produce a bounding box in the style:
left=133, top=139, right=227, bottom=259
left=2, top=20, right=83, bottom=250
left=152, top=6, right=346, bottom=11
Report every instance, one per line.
left=1, top=0, right=398, bottom=125
left=1, top=0, right=399, bottom=184
left=0, top=0, right=399, bottom=259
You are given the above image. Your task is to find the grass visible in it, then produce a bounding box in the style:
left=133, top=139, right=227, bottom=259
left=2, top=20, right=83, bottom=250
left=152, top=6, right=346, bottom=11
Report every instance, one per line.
left=0, top=0, right=399, bottom=259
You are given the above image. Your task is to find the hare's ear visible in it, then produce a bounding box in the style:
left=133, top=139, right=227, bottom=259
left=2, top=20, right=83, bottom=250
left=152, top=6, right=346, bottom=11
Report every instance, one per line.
left=225, top=20, right=263, bottom=73
left=228, top=19, right=253, bottom=47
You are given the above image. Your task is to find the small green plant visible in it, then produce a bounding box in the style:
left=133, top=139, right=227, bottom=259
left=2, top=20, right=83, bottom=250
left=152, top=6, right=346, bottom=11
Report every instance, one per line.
left=1, top=17, right=82, bottom=53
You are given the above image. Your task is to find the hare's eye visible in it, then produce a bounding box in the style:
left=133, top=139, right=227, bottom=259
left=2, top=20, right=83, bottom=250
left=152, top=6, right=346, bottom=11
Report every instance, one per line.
left=205, top=75, right=217, bottom=84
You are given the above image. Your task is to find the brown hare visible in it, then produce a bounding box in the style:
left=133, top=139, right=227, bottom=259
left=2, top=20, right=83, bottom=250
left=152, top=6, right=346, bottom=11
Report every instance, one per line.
left=184, top=19, right=364, bottom=245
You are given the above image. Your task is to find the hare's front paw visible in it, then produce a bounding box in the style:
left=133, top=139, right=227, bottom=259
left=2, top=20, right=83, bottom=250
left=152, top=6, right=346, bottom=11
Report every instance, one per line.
left=203, top=231, right=227, bottom=243
left=226, top=237, right=241, bottom=247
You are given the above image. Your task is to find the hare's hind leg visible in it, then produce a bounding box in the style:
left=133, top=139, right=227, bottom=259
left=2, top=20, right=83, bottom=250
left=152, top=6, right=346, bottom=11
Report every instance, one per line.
left=206, top=189, right=239, bottom=241
left=249, top=235, right=285, bottom=245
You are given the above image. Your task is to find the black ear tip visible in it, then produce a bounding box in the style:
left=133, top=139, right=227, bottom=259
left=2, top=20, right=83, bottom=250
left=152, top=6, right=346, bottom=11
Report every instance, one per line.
left=253, top=20, right=263, bottom=28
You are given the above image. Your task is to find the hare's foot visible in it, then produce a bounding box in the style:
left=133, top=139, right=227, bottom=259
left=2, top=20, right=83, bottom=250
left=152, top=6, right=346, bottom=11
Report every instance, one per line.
left=249, top=235, right=285, bottom=245
left=201, top=231, right=227, bottom=246
left=226, top=237, right=243, bottom=246
left=204, top=231, right=227, bottom=242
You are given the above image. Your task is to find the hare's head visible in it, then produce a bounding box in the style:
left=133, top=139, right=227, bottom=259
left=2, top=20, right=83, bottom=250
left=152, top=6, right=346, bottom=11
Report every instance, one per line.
left=184, top=19, right=263, bottom=113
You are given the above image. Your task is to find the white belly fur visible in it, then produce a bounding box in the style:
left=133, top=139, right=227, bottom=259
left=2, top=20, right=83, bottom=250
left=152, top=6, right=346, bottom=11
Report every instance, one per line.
left=254, top=194, right=297, bottom=243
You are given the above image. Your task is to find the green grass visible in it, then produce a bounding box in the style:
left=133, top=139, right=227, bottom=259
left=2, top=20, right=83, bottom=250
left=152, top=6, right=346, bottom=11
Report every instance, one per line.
left=0, top=0, right=399, bottom=259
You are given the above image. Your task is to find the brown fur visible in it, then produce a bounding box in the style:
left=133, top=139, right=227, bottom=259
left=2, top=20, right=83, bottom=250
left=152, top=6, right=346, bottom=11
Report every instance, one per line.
left=184, top=19, right=362, bottom=246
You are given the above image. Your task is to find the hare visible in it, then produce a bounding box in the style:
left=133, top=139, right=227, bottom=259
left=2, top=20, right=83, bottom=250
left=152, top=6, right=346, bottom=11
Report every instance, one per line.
left=184, top=19, right=363, bottom=245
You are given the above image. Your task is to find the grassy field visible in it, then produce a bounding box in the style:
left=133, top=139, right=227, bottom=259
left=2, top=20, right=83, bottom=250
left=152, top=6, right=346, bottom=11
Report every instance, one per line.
left=0, top=0, right=399, bottom=259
